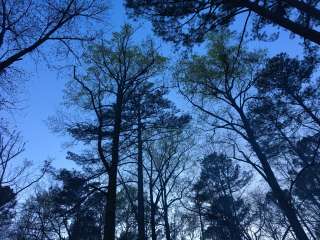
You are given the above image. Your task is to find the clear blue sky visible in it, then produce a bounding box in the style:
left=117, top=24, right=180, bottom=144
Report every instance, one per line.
left=12, top=1, right=304, bottom=172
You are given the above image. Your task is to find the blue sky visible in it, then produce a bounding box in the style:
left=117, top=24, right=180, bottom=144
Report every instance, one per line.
left=12, top=1, right=305, bottom=172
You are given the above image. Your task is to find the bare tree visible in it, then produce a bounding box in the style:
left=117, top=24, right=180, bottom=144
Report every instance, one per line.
left=145, top=130, right=194, bottom=240
left=0, top=0, right=106, bottom=74
left=0, top=131, right=47, bottom=210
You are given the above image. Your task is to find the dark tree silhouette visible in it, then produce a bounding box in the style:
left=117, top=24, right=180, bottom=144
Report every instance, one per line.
left=0, top=0, right=106, bottom=73
left=191, top=153, right=252, bottom=240
left=255, top=53, right=320, bottom=129
left=51, top=25, right=166, bottom=240
left=126, top=0, right=320, bottom=45
left=12, top=169, right=104, bottom=240
left=250, top=54, right=320, bottom=238
left=145, top=129, right=194, bottom=240
left=0, top=131, right=47, bottom=213
left=126, top=81, right=190, bottom=240
left=175, top=31, right=310, bottom=240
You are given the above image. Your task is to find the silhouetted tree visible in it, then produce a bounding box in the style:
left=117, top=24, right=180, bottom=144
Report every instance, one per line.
left=0, top=130, right=47, bottom=235
left=12, top=169, right=104, bottom=240
left=0, top=0, right=106, bottom=73
left=175, top=31, right=309, bottom=240
left=126, top=0, right=320, bottom=45
left=191, top=153, right=251, bottom=240
left=116, top=186, right=139, bottom=240
left=145, top=129, right=194, bottom=240
left=51, top=25, right=166, bottom=240
left=126, top=81, right=190, bottom=240
left=251, top=53, right=320, bottom=238
left=255, top=53, right=320, bottom=129
left=292, top=135, right=320, bottom=237
left=250, top=190, right=296, bottom=240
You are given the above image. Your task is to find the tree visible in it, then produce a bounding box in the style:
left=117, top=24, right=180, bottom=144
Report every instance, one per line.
left=191, top=153, right=252, bottom=240
left=252, top=53, right=320, bottom=238
left=116, top=186, right=139, bottom=240
left=250, top=190, right=296, bottom=240
left=0, top=0, right=106, bottom=74
left=145, top=129, right=194, bottom=240
left=12, top=169, right=104, bottom=240
left=0, top=130, right=47, bottom=232
left=125, top=81, right=190, bottom=240
left=175, top=31, right=310, bottom=240
left=0, top=131, right=24, bottom=207
left=0, top=0, right=106, bottom=232
left=55, top=170, right=104, bottom=240
left=0, top=131, right=48, bottom=201
left=52, top=25, right=166, bottom=240
left=255, top=53, right=320, bottom=129
left=291, top=135, right=320, bottom=238
left=0, top=185, right=15, bottom=240
left=125, top=0, right=320, bottom=45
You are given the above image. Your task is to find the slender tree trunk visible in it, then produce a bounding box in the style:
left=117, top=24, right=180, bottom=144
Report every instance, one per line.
left=137, top=109, right=146, bottom=240
left=104, top=158, right=119, bottom=240
left=250, top=138, right=309, bottom=240
left=104, top=97, right=123, bottom=240
left=198, top=209, right=204, bottom=240
left=230, top=221, right=243, bottom=240
left=163, top=204, right=171, bottom=240
left=162, top=190, right=171, bottom=240
left=149, top=160, right=157, bottom=240
left=150, top=203, right=157, bottom=240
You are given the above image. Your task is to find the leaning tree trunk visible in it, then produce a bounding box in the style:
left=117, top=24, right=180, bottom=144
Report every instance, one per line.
left=236, top=107, right=310, bottom=240
left=251, top=139, right=309, bottom=240
left=239, top=0, right=320, bottom=46
left=104, top=99, right=123, bottom=240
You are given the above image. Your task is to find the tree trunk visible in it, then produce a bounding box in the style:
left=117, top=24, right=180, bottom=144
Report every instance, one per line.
left=163, top=204, right=171, bottom=240
left=104, top=97, right=123, bottom=240
left=137, top=110, right=146, bottom=240
left=150, top=202, right=157, bottom=240
left=149, top=159, right=157, bottom=240
left=292, top=93, right=320, bottom=128
left=104, top=159, right=119, bottom=240
left=198, top=210, right=204, bottom=240
left=162, top=191, right=171, bottom=240
left=254, top=144, right=309, bottom=240
left=238, top=108, right=310, bottom=240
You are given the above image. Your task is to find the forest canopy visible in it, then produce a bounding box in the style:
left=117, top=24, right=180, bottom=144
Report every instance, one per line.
left=0, top=1, right=320, bottom=240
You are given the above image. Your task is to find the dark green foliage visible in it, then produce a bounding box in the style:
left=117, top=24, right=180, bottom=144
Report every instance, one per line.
left=0, top=186, right=16, bottom=238
left=0, top=186, right=15, bottom=208
left=126, top=0, right=320, bottom=45
left=13, top=170, right=104, bottom=240
left=193, top=153, right=251, bottom=240
left=124, top=81, right=191, bottom=138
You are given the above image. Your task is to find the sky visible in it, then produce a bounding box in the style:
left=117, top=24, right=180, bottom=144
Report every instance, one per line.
left=11, top=0, right=306, bottom=174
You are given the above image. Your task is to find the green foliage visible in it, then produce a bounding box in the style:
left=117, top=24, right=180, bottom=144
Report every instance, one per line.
left=193, top=153, right=252, bottom=240
left=175, top=31, right=265, bottom=102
